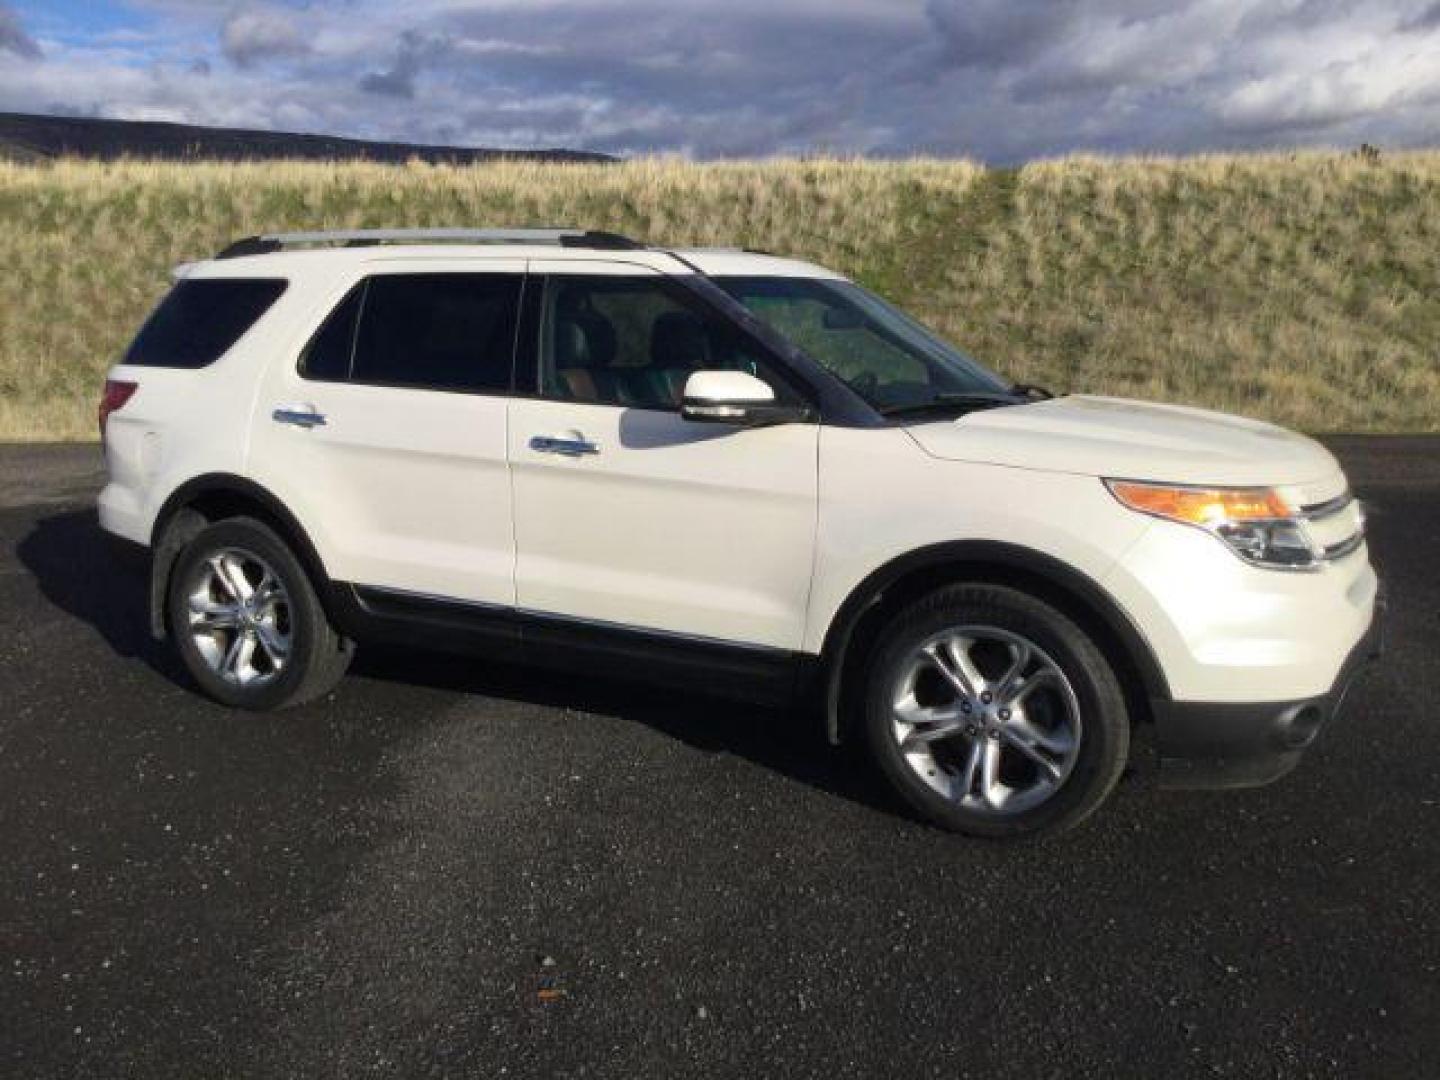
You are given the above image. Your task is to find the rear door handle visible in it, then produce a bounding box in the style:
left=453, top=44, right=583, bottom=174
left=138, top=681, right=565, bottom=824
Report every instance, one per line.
left=273, top=405, right=327, bottom=429
left=530, top=434, right=598, bottom=457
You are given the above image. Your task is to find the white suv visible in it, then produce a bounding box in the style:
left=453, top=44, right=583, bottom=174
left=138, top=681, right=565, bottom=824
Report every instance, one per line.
left=98, top=227, right=1382, bottom=837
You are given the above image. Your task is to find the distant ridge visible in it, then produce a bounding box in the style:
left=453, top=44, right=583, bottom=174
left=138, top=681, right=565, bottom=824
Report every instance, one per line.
left=0, top=112, right=616, bottom=164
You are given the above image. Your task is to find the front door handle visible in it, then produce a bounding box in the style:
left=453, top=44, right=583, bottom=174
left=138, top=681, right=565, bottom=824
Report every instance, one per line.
left=273, top=405, right=327, bottom=429
left=530, top=434, right=599, bottom=457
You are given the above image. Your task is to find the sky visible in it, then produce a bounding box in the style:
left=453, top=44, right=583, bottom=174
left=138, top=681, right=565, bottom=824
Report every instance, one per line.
left=0, top=0, right=1437, bottom=160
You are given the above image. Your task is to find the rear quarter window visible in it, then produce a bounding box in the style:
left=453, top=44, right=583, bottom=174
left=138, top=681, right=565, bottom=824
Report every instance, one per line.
left=124, top=279, right=288, bottom=369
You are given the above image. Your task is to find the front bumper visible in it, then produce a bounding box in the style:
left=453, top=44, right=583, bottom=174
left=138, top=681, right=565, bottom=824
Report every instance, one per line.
left=1150, top=585, right=1386, bottom=789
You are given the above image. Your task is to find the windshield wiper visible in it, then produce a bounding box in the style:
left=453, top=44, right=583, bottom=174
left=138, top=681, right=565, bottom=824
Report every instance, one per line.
left=1011, top=382, right=1056, bottom=400
left=879, top=392, right=1023, bottom=419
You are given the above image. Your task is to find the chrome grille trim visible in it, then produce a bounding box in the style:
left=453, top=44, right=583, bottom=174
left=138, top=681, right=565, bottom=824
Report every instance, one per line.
left=1323, top=532, right=1366, bottom=561
left=1301, top=491, right=1354, bottom=521
left=1299, top=489, right=1364, bottom=562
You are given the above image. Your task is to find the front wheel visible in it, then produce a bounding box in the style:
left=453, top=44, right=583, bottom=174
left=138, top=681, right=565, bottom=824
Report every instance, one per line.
left=166, top=516, right=353, bottom=710
left=864, top=583, right=1129, bottom=838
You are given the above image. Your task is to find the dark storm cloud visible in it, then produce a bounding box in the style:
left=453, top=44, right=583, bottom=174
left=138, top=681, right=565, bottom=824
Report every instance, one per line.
left=360, top=30, right=451, bottom=99
left=1401, top=1, right=1440, bottom=30
left=220, top=5, right=310, bottom=68
left=1, top=1, right=1438, bottom=159
left=430, top=3, right=925, bottom=153
left=0, top=1, right=41, bottom=60
left=926, top=0, right=1084, bottom=67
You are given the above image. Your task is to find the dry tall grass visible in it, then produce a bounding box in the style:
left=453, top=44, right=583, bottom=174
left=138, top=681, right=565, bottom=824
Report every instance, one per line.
left=1, top=153, right=1436, bottom=439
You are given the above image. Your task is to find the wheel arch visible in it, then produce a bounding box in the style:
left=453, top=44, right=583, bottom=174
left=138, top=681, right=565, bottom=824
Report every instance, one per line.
left=147, top=473, right=334, bottom=640
left=817, top=540, right=1171, bottom=744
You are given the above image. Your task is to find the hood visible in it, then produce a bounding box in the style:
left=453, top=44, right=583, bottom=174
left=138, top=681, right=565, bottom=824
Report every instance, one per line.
left=904, top=395, right=1340, bottom=488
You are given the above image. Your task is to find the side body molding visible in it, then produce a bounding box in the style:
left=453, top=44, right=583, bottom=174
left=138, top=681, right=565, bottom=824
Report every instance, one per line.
left=147, top=481, right=1169, bottom=736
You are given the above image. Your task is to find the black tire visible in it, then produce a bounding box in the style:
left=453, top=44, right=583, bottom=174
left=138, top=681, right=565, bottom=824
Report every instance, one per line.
left=863, top=583, right=1129, bottom=839
left=166, top=516, right=353, bottom=710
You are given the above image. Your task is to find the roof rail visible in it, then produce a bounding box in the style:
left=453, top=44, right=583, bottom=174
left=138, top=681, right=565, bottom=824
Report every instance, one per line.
left=675, top=245, right=776, bottom=256
left=213, top=227, right=645, bottom=259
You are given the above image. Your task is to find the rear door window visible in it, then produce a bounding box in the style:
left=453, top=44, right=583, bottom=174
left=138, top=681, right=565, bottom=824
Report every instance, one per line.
left=125, top=279, right=287, bottom=369
left=301, top=273, right=522, bottom=394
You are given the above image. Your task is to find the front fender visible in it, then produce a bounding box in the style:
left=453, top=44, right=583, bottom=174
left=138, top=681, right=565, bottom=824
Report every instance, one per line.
left=813, top=538, right=1173, bottom=744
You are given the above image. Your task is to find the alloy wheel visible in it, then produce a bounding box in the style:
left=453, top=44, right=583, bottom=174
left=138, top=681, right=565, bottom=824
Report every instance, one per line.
left=184, top=547, right=292, bottom=688
left=889, top=625, right=1082, bottom=815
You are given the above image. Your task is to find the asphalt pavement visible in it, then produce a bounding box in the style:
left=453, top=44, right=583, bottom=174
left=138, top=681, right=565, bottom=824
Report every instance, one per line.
left=1, top=439, right=1437, bottom=1079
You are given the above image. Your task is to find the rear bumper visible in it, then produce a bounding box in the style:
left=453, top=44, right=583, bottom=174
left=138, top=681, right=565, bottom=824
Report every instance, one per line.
left=1151, top=585, right=1386, bottom=789
left=97, top=480, right=150, bottom=546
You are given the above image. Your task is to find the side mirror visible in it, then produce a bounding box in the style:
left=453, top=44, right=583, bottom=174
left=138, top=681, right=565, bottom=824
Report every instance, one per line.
left=681, top=371, right=809, bottom=426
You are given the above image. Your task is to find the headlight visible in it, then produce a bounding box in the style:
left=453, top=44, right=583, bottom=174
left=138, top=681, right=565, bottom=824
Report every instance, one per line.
left=1105, top=479, right=1318, bottom=570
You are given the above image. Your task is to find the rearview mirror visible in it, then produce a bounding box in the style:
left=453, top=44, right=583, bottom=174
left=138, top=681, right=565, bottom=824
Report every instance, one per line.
left=680, top=370, right=808, bottom=426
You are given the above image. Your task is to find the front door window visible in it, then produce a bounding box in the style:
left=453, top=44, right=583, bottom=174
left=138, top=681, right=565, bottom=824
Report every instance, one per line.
left=534, top=275, right=795, bottom=410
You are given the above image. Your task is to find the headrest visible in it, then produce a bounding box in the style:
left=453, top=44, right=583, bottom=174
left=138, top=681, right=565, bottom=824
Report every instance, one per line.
left=555, top=311, right=616, bottom=370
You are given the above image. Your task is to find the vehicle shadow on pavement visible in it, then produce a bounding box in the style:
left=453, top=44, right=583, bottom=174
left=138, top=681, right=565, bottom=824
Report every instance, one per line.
left=351, top=643, right=902, bottom=816
left=16, top=507, right=186, bottom=681
left=17, top=508, right=903, bottom=820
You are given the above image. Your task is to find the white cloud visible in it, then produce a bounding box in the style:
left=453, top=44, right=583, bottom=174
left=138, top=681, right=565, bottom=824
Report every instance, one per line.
left=1216, top=7, right=1440, bottom=131
left=0, top=0, right=1435, bottom=158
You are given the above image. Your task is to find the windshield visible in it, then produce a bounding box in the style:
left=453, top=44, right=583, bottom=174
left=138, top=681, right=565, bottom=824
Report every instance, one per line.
left=713, top=276, right=1012, bottom=414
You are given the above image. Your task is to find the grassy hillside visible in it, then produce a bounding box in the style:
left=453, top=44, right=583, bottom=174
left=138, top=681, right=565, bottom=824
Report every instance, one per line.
left=1, top=153, right=1436, bottom=440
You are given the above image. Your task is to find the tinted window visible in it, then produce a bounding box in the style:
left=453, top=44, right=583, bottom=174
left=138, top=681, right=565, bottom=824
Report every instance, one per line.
left=125, top=279, right=287, bottom=369
left=537, top=276, right=795, bottom=410
left=300, top=283, right=365, bottom=382
left=715, top=276, right=1009, bottom=413
left=349, top=274, right=520, bottom=393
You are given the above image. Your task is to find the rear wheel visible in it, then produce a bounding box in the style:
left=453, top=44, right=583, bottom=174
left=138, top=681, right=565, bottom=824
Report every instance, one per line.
left=863, top=583, right=1129, bottom=838
left=166, top=517, right=353, bottom=710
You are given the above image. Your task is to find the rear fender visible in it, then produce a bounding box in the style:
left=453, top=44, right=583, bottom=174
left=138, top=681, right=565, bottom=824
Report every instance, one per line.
left=147, top=473, right=333, bottom=640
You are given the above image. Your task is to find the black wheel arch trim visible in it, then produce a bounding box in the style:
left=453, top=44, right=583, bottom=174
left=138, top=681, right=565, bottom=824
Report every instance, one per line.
left=817, top=539, right=1172, bottom=744
left=147, top=473, right=335, bottom=640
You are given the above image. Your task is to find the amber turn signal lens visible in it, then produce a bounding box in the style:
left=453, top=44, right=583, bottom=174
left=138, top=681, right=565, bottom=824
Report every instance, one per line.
left=1107, top=481, right=1291, bottom=525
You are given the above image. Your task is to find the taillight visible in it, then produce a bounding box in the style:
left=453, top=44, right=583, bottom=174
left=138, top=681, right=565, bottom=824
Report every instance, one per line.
left=99, top=379, right=137, bottom=438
